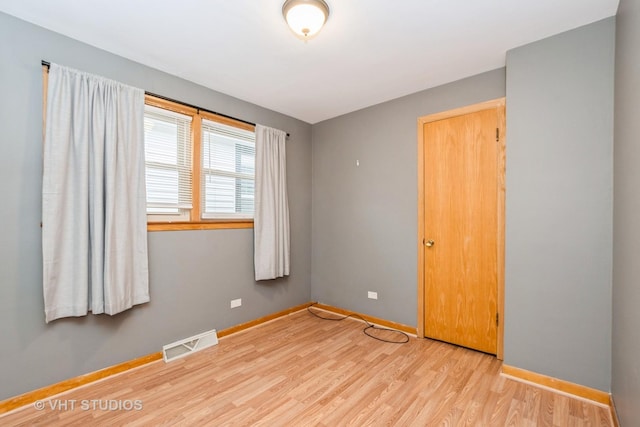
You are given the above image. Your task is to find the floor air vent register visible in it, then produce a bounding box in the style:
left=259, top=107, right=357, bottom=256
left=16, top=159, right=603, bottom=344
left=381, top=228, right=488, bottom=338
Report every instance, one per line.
left=162, top=329, right=219, bottom=362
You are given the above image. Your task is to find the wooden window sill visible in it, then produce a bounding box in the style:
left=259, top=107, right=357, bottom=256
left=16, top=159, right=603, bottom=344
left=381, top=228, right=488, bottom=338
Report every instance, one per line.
left=148, top=221, right=253, bottom=232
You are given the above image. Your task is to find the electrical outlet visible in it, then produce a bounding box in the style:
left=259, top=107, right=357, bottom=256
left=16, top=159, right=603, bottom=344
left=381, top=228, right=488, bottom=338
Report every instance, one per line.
left=230, top=298, right=242, bottom=308
left=367, top=291, right=378, bottom=300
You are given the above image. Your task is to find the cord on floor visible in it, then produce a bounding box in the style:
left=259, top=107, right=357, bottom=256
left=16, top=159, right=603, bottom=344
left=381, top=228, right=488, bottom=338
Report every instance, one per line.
left=307, top=303, right=410, bottom=344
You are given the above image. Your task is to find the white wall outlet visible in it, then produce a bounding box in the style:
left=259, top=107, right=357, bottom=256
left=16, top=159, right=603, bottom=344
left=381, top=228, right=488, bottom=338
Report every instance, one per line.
left=230, top=298, right=242, bottom=308
left=368, top=291, right=378, bottom=300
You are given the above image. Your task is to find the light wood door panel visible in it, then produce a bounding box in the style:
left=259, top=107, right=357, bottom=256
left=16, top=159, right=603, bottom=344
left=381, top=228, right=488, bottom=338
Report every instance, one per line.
left=423, top=107, right=500, bottom=354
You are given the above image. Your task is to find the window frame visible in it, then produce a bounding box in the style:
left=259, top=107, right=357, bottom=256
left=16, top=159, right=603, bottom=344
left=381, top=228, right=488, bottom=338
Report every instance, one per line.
left=145, top=95, right=255, bottom=232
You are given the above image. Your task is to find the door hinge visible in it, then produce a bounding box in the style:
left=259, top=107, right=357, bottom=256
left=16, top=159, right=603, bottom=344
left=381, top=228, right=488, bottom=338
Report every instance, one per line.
left=496, top=128, right=499, bottom=142
left=496, top=312, right=499, bottom=326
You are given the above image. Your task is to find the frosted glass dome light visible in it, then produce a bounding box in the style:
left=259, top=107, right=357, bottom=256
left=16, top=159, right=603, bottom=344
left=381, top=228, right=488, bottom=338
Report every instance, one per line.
left=282, top=0, right=330, bottom=39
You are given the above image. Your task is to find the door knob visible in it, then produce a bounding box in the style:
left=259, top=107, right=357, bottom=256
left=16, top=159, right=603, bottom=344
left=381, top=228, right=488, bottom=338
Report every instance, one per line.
left=424, top=239, right=435, bottom=247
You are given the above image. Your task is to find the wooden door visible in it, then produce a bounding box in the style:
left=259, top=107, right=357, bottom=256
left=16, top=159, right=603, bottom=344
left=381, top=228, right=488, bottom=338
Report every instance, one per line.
left=420, top=102, right=505, bottom=355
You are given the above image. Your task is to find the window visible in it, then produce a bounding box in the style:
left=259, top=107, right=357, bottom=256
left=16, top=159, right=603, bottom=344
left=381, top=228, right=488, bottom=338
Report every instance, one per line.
left=144, top=96, right=255, bottom=231
left=42, top=66, right=253, bottom=231
left=201, top=119, right=255, bottom=219
left=144, top=105, right=192, bottom=221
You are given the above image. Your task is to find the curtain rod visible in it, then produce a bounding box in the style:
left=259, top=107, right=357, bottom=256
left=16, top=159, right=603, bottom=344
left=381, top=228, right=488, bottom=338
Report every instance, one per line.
left=41, top=60, right=289, bottom=138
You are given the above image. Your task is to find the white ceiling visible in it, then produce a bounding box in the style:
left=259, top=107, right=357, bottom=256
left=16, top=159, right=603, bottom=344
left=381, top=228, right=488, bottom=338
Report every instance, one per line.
left=0, top=0, right=619, bottom=124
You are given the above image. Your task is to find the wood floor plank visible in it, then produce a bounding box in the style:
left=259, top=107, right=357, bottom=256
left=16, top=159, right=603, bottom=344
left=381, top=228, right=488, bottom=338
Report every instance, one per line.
left=0, top=310, right=611, bottom=426
left=553, top=394, right=571, bottom=426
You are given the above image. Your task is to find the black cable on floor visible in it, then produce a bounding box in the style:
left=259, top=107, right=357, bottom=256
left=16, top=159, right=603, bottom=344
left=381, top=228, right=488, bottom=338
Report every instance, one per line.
left=307, top=303, right=410, bottom=344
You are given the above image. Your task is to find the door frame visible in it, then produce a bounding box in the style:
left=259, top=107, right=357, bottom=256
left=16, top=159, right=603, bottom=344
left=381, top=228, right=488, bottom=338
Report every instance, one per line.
left=417, top=98, right=506, bottom=359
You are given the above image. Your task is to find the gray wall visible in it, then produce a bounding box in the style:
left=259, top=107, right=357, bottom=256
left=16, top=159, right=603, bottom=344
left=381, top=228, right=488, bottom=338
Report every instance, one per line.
left=613, top=0, right=640, bottom=423
left=312, top=17, right=615, bottom=393
left=0, top=12, right=312, bottom=400
left=311, top=69, right=506, bottom=327
left=504, top=18, right=615, bottom=392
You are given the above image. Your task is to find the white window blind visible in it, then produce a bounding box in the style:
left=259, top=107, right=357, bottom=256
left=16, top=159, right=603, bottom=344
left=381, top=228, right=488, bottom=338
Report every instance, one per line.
left=201, top=119, right=255, bottom=219
left=144, top=105, right=192, bottom=217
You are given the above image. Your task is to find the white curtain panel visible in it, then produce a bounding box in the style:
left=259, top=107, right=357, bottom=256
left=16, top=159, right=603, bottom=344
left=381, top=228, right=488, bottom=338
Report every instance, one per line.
left=254, top=125, right=290, bottom=281
left=42, top=64, right=149, bottom=323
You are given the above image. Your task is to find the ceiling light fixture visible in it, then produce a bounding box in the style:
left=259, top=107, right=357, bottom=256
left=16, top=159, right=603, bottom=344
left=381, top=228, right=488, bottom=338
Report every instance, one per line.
left=282, top=0, right=330, bottom=39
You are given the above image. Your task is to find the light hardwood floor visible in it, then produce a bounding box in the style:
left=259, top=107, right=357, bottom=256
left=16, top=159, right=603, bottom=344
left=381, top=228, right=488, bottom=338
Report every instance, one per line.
left=1, top=309, right=612, bottom=426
